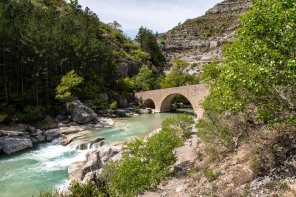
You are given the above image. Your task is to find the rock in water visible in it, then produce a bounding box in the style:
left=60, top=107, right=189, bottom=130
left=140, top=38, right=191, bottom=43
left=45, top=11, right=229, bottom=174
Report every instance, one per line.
left=69, top=100, right=97, bottom=124
left=0, top=137, right=33, bottom=155
left=68, top=161, right=85, bottom=182
left=43, top=129, right=61, bottom=142
left=69, top=145, right=122, bottom=182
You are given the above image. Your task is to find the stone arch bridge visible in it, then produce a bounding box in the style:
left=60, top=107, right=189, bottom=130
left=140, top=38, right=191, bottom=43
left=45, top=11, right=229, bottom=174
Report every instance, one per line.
left=135, top=84, right=209, bottom=118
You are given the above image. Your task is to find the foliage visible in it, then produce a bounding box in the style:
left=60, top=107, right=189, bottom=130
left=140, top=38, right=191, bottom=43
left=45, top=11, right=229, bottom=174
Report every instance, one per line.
left=67, top=180, right=108, bottom=197
left=17, top=105, right=45, bottom=123
left=197, top=0, right=296, bottom=176
left=92, top=98, right=108, bottom=110
left=55, top=70, right=83, bottom=102
left=203, top=0, right=296, bottom=124
left=135, top=27, right=166, bottom=68
left=110, top=101, right=118, bottom=109
left=134, top=64, right=156, bottom=91
left=203, top=168, right=219, bottom=181
left=161, top=59, right=199, bottom=88
left=0, top=114, right=8, bottom=123
left=36, top=188, right=59, bottom=197
left=0, top=0, right=151, bottom=121
left=101, top=114, right=194, bottom=196
left=37, top=114, right=194, bottom=197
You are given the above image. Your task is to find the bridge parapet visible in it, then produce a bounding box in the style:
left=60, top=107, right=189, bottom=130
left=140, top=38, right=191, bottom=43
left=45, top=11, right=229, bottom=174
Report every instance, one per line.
left=135, top=84, right=209, bottom=118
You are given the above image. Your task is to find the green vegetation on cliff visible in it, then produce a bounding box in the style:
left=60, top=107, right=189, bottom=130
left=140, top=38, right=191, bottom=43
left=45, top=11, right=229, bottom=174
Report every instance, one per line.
left=198, top=0, right=296, bottom=175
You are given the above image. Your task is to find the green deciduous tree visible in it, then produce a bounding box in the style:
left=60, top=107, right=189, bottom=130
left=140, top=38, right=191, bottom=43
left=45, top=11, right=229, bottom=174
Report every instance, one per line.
left=56, top=70, right=83, bottom=102
left=134, top=64, right=155, bottom=91
left=161, top=59, right=199, bottom=88
left=203, top=0, right=296, bottom=124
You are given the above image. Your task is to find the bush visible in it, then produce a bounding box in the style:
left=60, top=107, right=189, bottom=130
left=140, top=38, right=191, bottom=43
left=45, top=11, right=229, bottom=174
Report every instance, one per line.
left=101, top=114, right=194, bottom=196
left=92, top=98, right=108, bottom=110
left=110, top=101, right=117, bottom=109
left=17, top=105, right=45, bottom=123
left=203, top=169, right=219, bottom=181
left=38, top=114, right=194, bottom=197
left=206, top=28, right=213, bottom=37
left=0, top=114, right=8, bottom=123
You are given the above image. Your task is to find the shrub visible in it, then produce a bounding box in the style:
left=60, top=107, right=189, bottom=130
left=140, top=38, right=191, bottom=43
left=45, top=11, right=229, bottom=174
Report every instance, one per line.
left=110, top=101, right=117, bottom=109
left=92, top=98, right=108, bottom=110
left=17, top=105, right=45, bottom=123
left=102, top=114, right=194, bottom=196
left=0, top=114, right=8, bottom=123
left=203, top=169, right=219, bottom=181
left=206, top=28, right=213, bottom=37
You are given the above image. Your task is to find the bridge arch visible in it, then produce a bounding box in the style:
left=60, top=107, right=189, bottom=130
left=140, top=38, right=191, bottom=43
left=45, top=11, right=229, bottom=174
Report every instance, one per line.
left=135, top=84, right=209, bottom=118
left=143, top=99, right=155, bottom=109
left=159, top=93, right=192, bottom=112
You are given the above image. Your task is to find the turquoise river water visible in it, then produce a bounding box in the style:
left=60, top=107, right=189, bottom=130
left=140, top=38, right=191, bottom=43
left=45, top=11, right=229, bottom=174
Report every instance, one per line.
left=0, top=110, right=193, bottom=197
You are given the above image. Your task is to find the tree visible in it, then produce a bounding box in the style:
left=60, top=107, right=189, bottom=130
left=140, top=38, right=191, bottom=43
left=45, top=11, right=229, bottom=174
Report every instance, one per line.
left=56, top=70, right=83, bottom=102
left=135, top=27, right=166, bottom=68
left=160, top=59, right=199, bottom=88
left=134, top=64, right=155, bottom=91
left=203, top=0, right=296, bottom=123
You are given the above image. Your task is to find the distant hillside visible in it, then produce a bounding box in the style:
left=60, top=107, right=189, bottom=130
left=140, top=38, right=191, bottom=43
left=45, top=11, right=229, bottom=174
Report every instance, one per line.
left=159, top=0, right=252, bottom=76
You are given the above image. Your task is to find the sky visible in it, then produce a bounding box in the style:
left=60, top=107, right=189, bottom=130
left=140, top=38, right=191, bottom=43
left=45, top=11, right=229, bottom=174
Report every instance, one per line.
left=78, top=0, right=223, bottom=39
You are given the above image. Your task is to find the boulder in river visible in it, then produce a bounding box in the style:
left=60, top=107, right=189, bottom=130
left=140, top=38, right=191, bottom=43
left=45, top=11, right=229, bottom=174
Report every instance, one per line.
left=37, top=134, right=46, bottom=142
left=69, top=145, right=122, bottom=181
left=60, top=133, right=82, bottom=146
left=59, top=126, right=82, bottom=135
left=89, top=137, right=105, bottom=147
left=0, top=137, right=33, bottom=155
left=43, top=129, right=61, bottom=142
left=69, top=100, right=98, bottom=124
left=81, top=146, right=122, bottom=178
left=68, top=161, right=85, bottom=182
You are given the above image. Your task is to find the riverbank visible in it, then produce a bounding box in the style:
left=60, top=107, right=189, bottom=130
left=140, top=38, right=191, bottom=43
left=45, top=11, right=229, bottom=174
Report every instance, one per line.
left=0, top=110, right=187, bottom=197
left=0, top=98, right=158, bottom=155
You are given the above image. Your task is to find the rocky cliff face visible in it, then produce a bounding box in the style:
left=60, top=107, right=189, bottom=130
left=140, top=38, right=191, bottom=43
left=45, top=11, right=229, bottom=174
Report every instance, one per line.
left=160, top=0, right=252, bottom=76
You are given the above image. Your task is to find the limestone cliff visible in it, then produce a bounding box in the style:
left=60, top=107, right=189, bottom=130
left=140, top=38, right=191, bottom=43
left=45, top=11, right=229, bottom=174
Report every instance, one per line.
left=159, top=0, right=252, bottom=76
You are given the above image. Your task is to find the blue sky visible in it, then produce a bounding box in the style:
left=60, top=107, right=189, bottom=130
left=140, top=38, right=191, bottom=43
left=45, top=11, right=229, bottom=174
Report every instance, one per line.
left=79, top=0, right=223, bottom=39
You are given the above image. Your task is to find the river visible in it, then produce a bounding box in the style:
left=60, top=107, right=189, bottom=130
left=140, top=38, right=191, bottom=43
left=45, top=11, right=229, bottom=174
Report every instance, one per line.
left=0, top=109, right=193, bottom=197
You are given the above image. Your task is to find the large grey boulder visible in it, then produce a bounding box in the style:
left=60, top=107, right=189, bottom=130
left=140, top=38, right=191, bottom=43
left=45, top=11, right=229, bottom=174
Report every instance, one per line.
left=69, top=100, right=97, bottom=124
left=115, top=109, right=128, bottom=117
left=82, top=146, right=122, bottom=174
left=59, top=126, right=82, bottom=135
left=68, top=145, right=122, bottom=182
left=60, top=133, right=82, bottom=146
left=99, top=93, right=109, bottom=101
left=0, top=137, right=33, bottom=155
left=37, top=134, right=46, bottom=142
left=43, top=129, right=61, bottom=142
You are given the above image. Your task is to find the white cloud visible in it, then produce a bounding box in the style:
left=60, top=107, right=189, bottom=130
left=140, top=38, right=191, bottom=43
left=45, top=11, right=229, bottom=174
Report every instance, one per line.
left=79, top=0, right=223, bottom=38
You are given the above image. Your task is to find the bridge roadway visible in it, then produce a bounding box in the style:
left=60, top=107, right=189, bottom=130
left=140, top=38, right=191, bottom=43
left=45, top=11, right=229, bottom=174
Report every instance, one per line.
left=135, top=84, right=209, bottom=118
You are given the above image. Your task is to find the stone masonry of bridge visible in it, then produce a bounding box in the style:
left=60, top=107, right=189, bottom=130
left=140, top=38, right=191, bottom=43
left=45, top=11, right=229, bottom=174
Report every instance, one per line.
left=135, top=84, right=209, bottom=118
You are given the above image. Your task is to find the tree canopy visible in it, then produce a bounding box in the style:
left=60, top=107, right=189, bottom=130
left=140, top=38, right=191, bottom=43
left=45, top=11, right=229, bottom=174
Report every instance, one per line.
left=203, top=0, right=296, bottom=124
left=135, top=27, right=166, bottom=68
